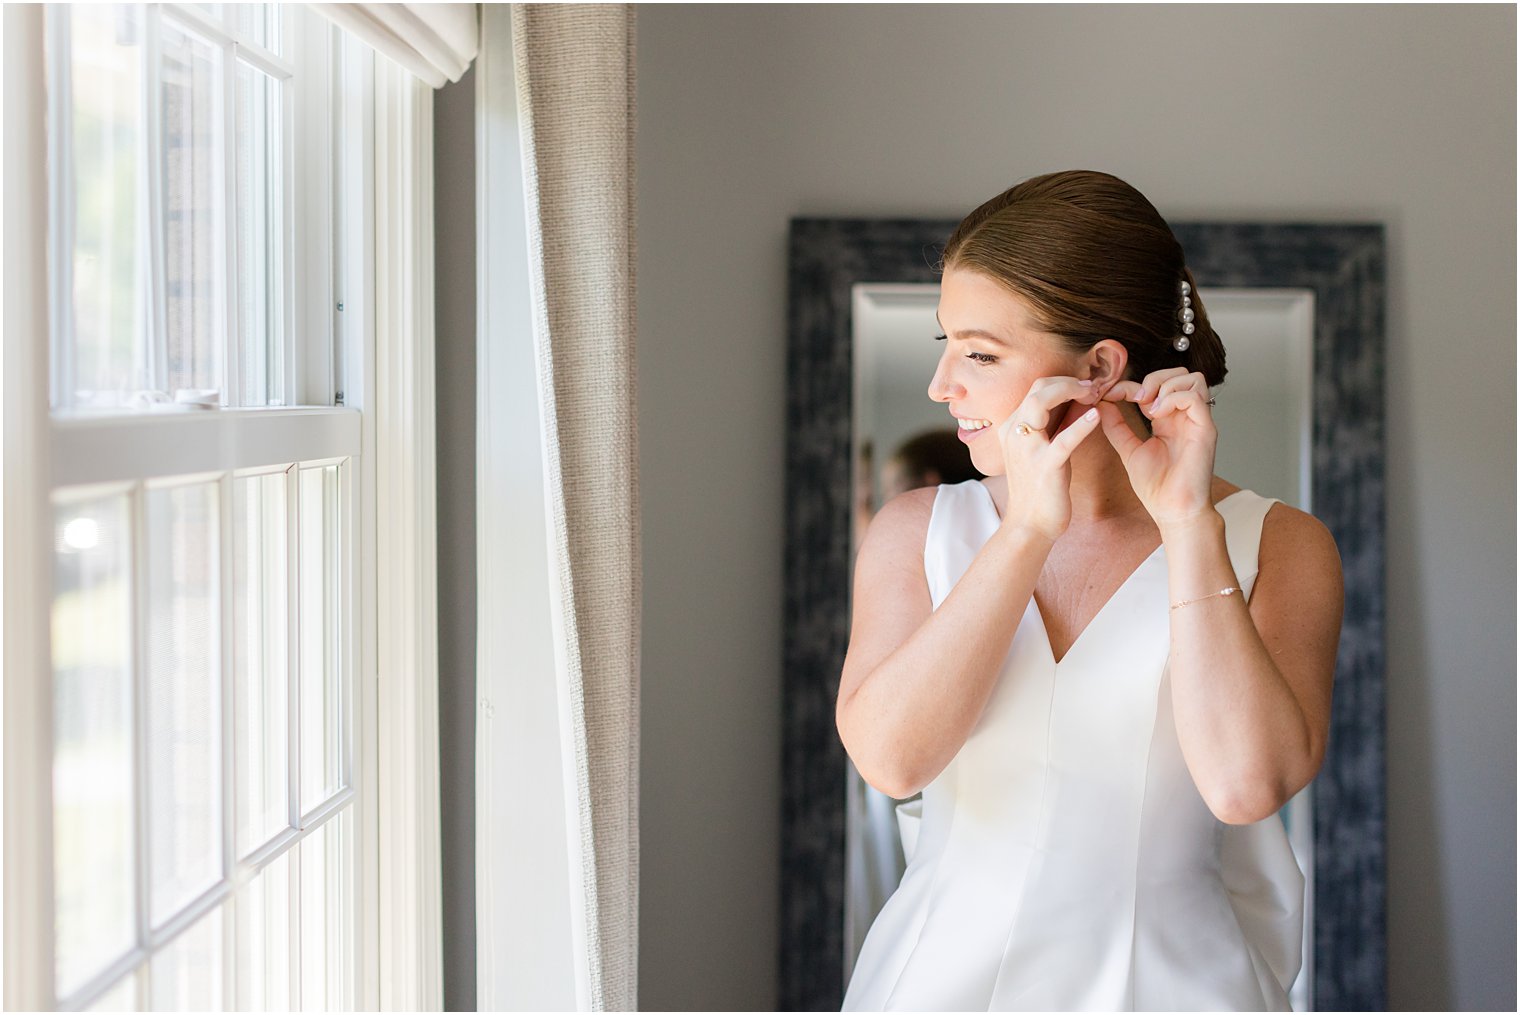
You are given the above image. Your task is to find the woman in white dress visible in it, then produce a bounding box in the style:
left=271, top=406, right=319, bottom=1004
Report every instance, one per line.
left=836, top=171, right=1343, bottom=1011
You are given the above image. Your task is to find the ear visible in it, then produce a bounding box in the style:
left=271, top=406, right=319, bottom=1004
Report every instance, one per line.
left=1082, top=340, right=1130, bottom=387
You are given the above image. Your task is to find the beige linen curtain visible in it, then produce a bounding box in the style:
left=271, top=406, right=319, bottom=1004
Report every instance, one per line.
left=512, top=4, right=640, bottom=1011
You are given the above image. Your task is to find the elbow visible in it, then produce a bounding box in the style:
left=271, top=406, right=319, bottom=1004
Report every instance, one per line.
left=1205, top=784, right=1286, bottom=826
left=854, top=761, right=925, bottom=801
left=836, top=703, right=928, bottom=799
left=1202, top=762, right=1318, bottom=826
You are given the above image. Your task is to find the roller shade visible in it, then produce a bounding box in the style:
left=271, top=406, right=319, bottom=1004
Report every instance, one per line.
left=312, top=3, right=478, bottom=88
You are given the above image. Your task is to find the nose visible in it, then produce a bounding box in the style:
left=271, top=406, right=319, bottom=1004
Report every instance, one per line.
left=927, top=349, right=964, bottom=403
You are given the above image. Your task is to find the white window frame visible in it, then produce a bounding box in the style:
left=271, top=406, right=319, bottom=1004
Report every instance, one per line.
left=2, top=6, right=450, bottom=1011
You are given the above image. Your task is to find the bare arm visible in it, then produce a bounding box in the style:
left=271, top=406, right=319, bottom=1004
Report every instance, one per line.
left=836, top=489, right=1055, bottom=798
left=837, top=377, right=1106, bottom=798
left=1098, top=367, right=1343, bottom=824
left=1162, top=503, right=1342, bottom=823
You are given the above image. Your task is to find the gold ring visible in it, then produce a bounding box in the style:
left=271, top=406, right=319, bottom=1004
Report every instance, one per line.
left=1014, top=422, right=1037, bottom=437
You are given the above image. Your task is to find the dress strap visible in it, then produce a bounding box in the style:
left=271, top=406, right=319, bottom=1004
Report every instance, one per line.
left=1216, top=490, right=1281, bottom=601
left=923, top=480, right=1001, bottom=608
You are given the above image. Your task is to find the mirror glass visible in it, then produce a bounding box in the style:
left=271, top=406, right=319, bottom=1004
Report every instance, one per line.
left=843, top=282, right=1318, bottom=1009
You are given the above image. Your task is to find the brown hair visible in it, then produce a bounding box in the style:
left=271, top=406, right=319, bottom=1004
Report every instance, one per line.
left=940, top=170, right=1226, bottom=386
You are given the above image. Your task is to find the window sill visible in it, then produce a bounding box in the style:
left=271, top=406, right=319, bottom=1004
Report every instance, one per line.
left=50, top=406, right=362, bottom=486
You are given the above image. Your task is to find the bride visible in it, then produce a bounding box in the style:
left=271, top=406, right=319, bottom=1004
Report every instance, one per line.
left=836, top=170, right=1343, bottom=1011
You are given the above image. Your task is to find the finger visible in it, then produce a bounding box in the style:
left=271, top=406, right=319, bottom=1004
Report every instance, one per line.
left=1049, top=405, right=1102, bottom=456
left=1101, top=379, right=1147, bottom=403
left=1146, top=389, right=1214, bottom=426
left=1156, top=372, right=1209, bottom=400
left=998, top=412, right=1047, bottom=445
left=1049, top=397, right=1091, bottom=438
left=1016, top=376, right=1102, bottom=431
left=1097, top=400, right=1144, bottom=460
left=1138, top=366, right=1191, bottom=394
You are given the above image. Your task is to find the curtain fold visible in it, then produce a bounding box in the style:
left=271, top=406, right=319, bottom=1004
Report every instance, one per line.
left=512, top=4, right=639, bottom=1011
left=312, top=3, right=479, bottom=88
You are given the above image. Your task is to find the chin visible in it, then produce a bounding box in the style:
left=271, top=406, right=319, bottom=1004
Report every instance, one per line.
left=970, top=448, right=1004, bottom=477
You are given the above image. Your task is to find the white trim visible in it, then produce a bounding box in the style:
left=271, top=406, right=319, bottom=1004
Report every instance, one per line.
left=474, top=9, right=579, bottom=1009
left=335, top=30, right=381, bottom=1012
left=371, top=54, right=443, bottom=1012
left=50, top=408, right=360, bottom=487
left=43, top=6, right=71, bottom=408
left=2, top=8, right=58, bottom=1010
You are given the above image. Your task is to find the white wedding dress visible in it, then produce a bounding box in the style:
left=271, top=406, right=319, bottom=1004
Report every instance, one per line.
left=841, top=480, right=1304, bottom=1012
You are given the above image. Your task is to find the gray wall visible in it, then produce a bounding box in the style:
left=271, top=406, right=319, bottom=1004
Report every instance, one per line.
left=435, top=67, right=476, bottom=1015
left=636, top=5, right=1516, bottom=1012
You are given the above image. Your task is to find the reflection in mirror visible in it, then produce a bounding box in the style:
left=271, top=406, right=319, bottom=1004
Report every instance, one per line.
left=844, top=282, right=1318, bottom=1010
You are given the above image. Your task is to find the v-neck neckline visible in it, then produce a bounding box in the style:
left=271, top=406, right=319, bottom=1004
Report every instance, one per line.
left=974, top=482, right=1248, bottom=667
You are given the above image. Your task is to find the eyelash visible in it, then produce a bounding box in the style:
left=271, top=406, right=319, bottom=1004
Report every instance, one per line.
left=934, top=333, right=998, bottom=365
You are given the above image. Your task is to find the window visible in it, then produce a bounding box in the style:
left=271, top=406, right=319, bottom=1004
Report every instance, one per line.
left=49, top=2, right=313, bottom=411
left=39, top=4, right=361, bottom=1009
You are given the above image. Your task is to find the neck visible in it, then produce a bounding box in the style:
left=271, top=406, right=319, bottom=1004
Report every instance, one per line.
left=1064, top=403, right=1151, bottom=524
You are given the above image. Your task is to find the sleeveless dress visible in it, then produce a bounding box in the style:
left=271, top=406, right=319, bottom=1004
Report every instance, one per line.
left=841, top=480, right=1305, bottom=1012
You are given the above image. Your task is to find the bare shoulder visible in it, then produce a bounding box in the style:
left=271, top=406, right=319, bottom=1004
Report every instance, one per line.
left=1211, top=475, right=1339, bottom=580
left=841, top=485, right=941, bottom=702
left=1251, top=499, right=1344, bottom=650
left=1259, top=500, right=1342, bottom=579
left=857, top=485, right=940, bottom=568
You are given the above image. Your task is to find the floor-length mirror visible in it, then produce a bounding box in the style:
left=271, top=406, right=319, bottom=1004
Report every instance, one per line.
left=781, top=218, right=1387, bottom=1011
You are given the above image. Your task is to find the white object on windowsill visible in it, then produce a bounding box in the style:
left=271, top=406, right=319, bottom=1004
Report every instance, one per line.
left=125, top=389, right=221, bottom=411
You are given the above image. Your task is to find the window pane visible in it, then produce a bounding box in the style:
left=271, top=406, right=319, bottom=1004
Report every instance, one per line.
left=229, top=3, right=281, bottom=55
left=51, top=494, right=137, bottom=999
left=236, top=61, right=284, bottom=406
left=299, top=465, right=342, bottom=809
left=234, top=850, right=292, bottom=1011
left=299, top=808, right=353, bottom=1011
left=65, top=4, right=149, bottom=407
left=160, top=16, right=224, bottom=399
left=84, top=967, right=140, bottom=1011
left=234, top=472, right=290, bottom=856
left=145, top=481, right=223, bottom=926
left=150, top=903, right=225, bottom=1011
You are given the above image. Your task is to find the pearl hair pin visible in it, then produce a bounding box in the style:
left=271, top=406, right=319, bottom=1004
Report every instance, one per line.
left=1174, top=279, right=1195, bottom=352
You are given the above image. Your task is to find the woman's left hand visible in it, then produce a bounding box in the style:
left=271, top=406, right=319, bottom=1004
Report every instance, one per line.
left=1096, top=368, right=1218, bottom=528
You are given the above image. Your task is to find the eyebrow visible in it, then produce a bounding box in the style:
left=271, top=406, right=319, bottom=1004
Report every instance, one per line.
left=935, top=314, right=1009, bottom=346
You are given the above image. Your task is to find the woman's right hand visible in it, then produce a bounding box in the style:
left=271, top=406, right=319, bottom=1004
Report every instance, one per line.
left=995, top=376, right=1105, bottom=542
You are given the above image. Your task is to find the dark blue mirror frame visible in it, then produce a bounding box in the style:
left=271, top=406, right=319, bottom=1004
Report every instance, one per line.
left=780, top=218, right=1386, bottom=1011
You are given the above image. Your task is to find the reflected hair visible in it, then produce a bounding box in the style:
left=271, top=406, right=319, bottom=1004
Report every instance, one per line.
left=939, top=170, right=1227, bottom=386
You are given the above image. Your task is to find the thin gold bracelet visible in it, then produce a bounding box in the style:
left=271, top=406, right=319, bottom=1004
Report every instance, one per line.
left=1170, top=587, right=1242, bottom=610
